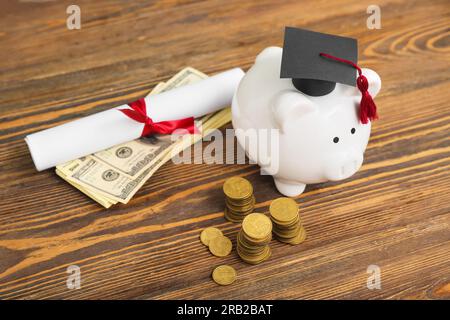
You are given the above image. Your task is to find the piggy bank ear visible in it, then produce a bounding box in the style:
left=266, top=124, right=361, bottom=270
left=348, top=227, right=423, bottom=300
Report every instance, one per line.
left=271, top=90, right=316, bottom=133
left=340, top=68, right=382, bottom=98
left=361, top=68, right=381, bottom=98
left=255, top=46, right=282, bottom=64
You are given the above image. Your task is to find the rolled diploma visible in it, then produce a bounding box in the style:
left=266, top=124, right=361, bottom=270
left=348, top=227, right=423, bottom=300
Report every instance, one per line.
left=25, top=67, right=245, bottom=171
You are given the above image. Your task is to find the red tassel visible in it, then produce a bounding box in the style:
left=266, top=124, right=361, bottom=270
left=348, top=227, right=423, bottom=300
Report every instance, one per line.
left=357, top=74, right=378, bottom=124
left=319, top=52, right=378, bottom=124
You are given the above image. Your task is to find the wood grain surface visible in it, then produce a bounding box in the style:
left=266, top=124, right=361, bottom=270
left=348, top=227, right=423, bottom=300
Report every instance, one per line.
left=0, top=0, right=449, bottom=300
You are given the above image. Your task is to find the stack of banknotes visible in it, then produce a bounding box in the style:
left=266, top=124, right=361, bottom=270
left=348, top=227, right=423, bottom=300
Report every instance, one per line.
left=56, top=67, right=232, bottom=208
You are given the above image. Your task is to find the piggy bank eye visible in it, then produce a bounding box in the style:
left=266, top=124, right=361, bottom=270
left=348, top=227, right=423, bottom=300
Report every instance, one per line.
left=351, top=128, right=356, bottom=134
left=333, top=137, right=339, bottom=143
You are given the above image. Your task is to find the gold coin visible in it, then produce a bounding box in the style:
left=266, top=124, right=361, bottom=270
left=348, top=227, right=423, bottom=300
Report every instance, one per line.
left=274, top=215, right=300, bottom=228
left=242, top=213, right=272, bottom=240
left=227, top=202, right=254, bottom=210
left=237, top=245, right=271, bottom=265
left=225, top=204, right=254, bottom=214
left=273, top=223, right=301, bottom=237
left=226, top=195, right=255, bottom=207
left=269, top=197, right=299, bottom=223
left=200, top=227, right=223, bottom=246
left=209, top=235, right=232, bottom=257
left=237, top=236, right=267, bottom=254
left=224, top=207, right=246, bottom=223
left=212, top=265, right=236, bottom=285
left=226, top=201, right=255, bottom=213
left=223, top=177, right=253, bottom=200
left=287, top=227, right=307, bottom=245
left=240, top=230, right=271, bottom=246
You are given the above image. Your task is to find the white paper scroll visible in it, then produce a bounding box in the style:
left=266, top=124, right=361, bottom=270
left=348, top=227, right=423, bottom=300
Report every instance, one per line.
left=25, top=68, right=245, bottom=171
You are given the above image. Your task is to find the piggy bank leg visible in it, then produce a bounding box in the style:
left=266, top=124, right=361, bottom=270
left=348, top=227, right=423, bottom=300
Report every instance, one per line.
left=274, top=178, right=306, bottom=197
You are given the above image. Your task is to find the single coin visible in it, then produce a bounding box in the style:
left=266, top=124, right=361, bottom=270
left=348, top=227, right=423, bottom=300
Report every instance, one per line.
left=212, top=265, right=237, bottom=285
left=209, top=235, right=233, bottom=257
left=223, top=177, right=253, bottom=200
left=269, top=197, right=299, bottom=223
left=242, top=213, right=272, bottom=240
left=200, top=227, right=223, bottom=246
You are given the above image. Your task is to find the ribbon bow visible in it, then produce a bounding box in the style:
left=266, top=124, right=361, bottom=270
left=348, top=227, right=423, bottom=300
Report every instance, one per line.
left=119, top=98, right=198, bottom=137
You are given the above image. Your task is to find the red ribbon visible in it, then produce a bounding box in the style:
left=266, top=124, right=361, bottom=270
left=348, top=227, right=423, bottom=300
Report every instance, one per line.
left=319, top=52, right=378, bottom=124
left=119, top=98, right=198, bottom=137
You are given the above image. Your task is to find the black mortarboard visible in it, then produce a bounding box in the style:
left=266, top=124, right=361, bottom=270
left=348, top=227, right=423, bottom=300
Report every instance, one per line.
left=281, top=27, right=358, bottom=96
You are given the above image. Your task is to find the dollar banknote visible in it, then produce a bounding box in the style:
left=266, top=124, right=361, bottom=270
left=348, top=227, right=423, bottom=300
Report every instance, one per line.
left=91, top=67, right=209, bottom=178
left=57, top=67, right=232, bottom=207
left=56, top=158, right=117, bottom=208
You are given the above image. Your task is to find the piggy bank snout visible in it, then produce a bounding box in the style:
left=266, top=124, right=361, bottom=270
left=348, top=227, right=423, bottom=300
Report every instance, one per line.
left=324, top=150, right=364, bottom=181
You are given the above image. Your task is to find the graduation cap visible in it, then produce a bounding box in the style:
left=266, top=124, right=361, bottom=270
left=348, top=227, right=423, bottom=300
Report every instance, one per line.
left=281, top=27, right=378, bottom=123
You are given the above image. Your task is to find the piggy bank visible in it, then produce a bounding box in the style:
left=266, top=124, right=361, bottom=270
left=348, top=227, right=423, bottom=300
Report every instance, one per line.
left=232, top=47, right=381, bottom=196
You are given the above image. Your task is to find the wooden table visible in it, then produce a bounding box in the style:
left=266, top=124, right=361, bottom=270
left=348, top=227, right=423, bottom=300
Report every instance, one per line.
left=0, top=0, right=448, bottom=300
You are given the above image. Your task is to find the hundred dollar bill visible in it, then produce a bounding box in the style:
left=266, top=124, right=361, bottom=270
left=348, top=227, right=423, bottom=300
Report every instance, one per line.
left=56, top=158, right=117, bottom=207
left=65, top=156, right=151, bottom=203
left=163, top=67, right=208, bottom=91
left=59, top=68, right=210, bottom=204
left=91, top=67, right=209, bottom=179
left=61, top=106, right=231, bottom=205
left=58, top=68, right=233, bottom=206
left=91, top=138, right=171, bottom=179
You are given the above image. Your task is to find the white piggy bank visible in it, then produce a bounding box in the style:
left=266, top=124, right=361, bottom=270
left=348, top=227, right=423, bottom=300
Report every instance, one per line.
left=232, top=47, right=381, bottom=196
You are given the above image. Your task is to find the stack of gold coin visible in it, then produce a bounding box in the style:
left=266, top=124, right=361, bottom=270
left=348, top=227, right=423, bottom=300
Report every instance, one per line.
left=236, top=213, right=272, bottom=265
left=269, top=197, right=306, bottom=245
left=223, top=176, right=255, bottom=223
